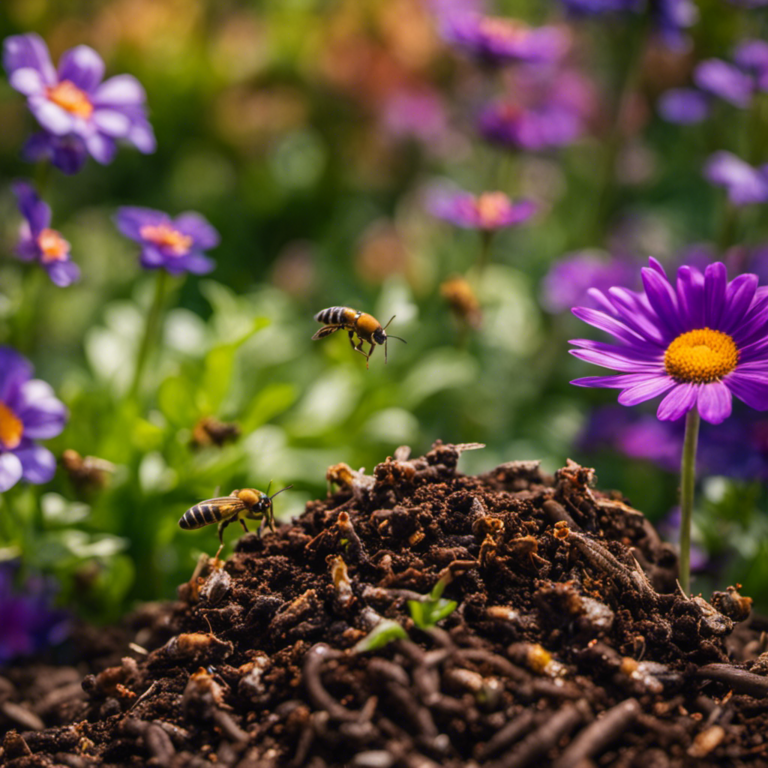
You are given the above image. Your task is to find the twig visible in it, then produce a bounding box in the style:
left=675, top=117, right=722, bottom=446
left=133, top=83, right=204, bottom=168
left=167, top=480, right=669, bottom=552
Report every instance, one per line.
left=697, top=664, right=768, bottom=698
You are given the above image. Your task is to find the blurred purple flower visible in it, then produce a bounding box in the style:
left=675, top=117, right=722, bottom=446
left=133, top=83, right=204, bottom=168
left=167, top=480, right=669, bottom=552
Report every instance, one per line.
left=21, top=132, right=88, bottom=175
left=656, top=508, right=709, bottom=570
left=541, top=251, right=639, bottom=314
left=704, top=151, right=768, bottom=206
left=478, top=67, right=594, bottom=151
left=428, top=188, right=537, bottom=230
left=3, top=33, right=155, bottom=169
left=0, top=347, right=67, bottom=493
left=440, top=13, right=570, bottom=65
left=694, top=59, right=754, bottom=108
left=13, top=180, right=80, bottom=287
left=652, top=0, right=699, bottom=50
left=381, top=88, right=449, bottom=145
left=560, top=0, right=641, bottom=12
left=0, top=562, right=69, bottom=664
left=115, top=207, right=219, bottom=275
left=657, top=88, right=710, bottom=124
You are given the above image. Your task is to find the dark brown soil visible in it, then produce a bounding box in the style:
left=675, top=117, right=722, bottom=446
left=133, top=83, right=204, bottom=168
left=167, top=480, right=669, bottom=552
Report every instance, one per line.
left=3, top=442, right=768, bottom=768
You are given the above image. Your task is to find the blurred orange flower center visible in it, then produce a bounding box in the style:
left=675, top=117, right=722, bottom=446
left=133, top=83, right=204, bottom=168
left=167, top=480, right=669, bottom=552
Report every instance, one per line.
left=47, top=80, right=93, bottom=119
left=140, top=224, right=193, bottom=256
left=37, top=228, right=71, bottom=263
left=479, top=17, right=528, bottom=43
left=664, top=328, right=739, bottom=384
left=0, top=403, right=24, bottom=450
left=475, top=192, right=509, bottom=228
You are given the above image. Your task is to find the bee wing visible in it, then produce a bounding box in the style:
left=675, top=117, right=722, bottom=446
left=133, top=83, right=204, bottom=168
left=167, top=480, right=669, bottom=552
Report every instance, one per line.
left=194, top=496, right=246, bottom=519
left=312, top=325, right=342, bottom=340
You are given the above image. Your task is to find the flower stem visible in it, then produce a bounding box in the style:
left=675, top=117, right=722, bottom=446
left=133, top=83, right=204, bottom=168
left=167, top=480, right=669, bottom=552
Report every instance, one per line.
left=129, top=269, right=168, bottom=399
left=477, top=230, right=493, bottom=274
left=679, top=408, right=700, bottom=596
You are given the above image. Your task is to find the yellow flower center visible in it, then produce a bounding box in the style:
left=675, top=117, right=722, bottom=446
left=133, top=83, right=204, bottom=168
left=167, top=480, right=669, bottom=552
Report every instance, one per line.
left=479, top=17, right=529, bottom=44
left=37, top=228, right=71, bottom=263
left=46, top=80, right=93, bottom=119
left=139, top=223, right=193, bottom=256
left=475, top=192, right=509, bottom=228
left=0, top=403, right=24, bottom=450
left=664, top=328, right=739, bottom=384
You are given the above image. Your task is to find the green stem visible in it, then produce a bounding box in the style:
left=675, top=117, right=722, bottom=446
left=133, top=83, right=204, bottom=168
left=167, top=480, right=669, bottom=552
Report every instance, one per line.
left=679, top=408, right=700, bottom=596
left=476, top=230, right=494, bottom=274
left=129, top=269, right=169, bottom=399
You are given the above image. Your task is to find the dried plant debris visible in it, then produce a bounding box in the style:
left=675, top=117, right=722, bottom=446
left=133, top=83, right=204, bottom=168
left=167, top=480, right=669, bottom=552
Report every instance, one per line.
left=3, top=442, right=768, bottom=767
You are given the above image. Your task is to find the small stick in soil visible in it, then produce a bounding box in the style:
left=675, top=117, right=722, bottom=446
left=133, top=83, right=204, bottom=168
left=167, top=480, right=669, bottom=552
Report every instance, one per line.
left=475, top=709, right=538, bottom=760
left=697, top=664, right=768, bottom=698
left=542, top=499, right=578, bottom=531
left=0, top=700, right=45, bottom=731
left=488, top=700, right=590, bottom=768
left=551, top=698, right=640, bottom=768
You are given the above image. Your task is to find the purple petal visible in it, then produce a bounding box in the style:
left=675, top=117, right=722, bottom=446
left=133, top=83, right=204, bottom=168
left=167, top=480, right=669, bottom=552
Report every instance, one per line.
left=46, top=260, right=81, bottom=287
left=658, top=89, right=710, bottom=124
left=173, top=213, right=220, bottom=249
left=641, top=266, right=683, bottom=335
left=617, top=375, right=676, bottom=406
left=571, top=307, right=645, bottom=345
left=173, top=253, right=216, bottom=275
left=676, top=265, right=705, bottom=329
left=93, top=74, right=146, bottom=105
left=704, top=262, right=727, bottom=328
left=15, top=444, right=56, bottom=485
left=726, top=371, right=768, bottom=410
left=697, top=381, right=732, bottom=424
left=12, top=180, right=50, bottom=234
left=3, top=34, right=56, bottom=84
left=9, top=67, right=46, bottom=96
left=571, top=373, right=664, bottom=389
left=570, top=337, right=663, bottom=362
left=92, top=108, right=131, bottom=137
left=127, top=119, right=156, bottom=153
left=704, top=151, right=768, bottom=205
left=570, top=348, right=661, bottom=372
left=14, top=380, right=67, bottom=439
left=22, top=133, right=89, bottom=176
left=56, top=45, right=104, bottom=93
left=114, top=207, right=169, bottom=241
left=139, top=245, right=167, bottom=268
left=83, top=132, right=116, bottom=164
left=28, top=97, right=75, bottom=136
left=694, top=59, right=754, bottom=108
left=722, top=273, right=758, bottom=333
left=657, top=382, right=699, bottom=420
left=605, top=287, right=668, bottom=345
left=0, top=348, right=32, bottom=405
left=734, top=39, right=768, bottom=74
left=0, top=453, right=23, bottom=493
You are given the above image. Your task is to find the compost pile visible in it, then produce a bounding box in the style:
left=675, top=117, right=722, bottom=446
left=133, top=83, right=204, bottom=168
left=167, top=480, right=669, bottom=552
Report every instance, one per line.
left=4, top=442, right=768, bottom=768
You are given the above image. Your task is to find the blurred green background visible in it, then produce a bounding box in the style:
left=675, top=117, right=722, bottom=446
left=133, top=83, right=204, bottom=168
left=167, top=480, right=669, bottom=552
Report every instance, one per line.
left=1, top=0, right=767, bottom=620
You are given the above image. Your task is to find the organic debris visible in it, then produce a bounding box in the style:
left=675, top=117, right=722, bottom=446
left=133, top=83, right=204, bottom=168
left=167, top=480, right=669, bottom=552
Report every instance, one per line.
left=2, top=442, right=767, bottom=768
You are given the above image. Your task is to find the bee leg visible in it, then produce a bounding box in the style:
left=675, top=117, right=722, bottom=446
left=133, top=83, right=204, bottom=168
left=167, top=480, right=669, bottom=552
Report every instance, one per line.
left=349, top=333, right=370, bottom=367
left=214, top=518, right=234, bottom=562
left=240, top=519, right=250, bottom=534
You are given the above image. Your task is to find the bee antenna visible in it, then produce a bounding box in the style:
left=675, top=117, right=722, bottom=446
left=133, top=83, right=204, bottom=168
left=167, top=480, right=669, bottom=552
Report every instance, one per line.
left=266, top=480, right=272, bottom=496
left=382, top=315, right=396, bottom=331
left=387, top=335, right=407, bottom=344
left=269, top=484, right=293, bottom=501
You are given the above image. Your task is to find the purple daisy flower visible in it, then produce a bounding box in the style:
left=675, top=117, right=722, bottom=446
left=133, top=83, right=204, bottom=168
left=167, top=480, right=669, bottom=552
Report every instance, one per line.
left=12, top=180, right=80, bottom=287
left=440, top=13, right=570, bottom=65
left=115, top=207, right=219, bottom=275
left=570, top=258, right=768, bottom=425
left=0, top=562, right=70, bottom=664
left=0, top=347, right=67, bottom=493
left=657, top=88, right=711, bottom=124
left=541, top=251, right=639, bottom=314
left=704, top=151, right=768, bottom=206
left=3, top=33, right=155, bottom=168
left=428, top=188, right=537, bottom=230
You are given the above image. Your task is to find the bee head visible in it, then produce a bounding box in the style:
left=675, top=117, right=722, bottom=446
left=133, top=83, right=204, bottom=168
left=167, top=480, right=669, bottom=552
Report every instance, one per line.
left=373, top=327, right=387, bottom=345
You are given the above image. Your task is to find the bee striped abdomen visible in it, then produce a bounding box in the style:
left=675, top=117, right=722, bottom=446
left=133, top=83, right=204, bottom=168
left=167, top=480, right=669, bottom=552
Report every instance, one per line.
left=179, top=503, right=224, bottom=530
left=315, top=307, right=356, bottom=326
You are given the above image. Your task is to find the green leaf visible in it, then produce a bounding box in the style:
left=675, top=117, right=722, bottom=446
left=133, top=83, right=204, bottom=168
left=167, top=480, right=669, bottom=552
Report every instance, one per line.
left=352, top=620, right=407, bottom=653
left=158, top=375, right=198, bottom=426
left=240, top=383, right=298, bottom=432
left=408, top=597, right=457, bottom=630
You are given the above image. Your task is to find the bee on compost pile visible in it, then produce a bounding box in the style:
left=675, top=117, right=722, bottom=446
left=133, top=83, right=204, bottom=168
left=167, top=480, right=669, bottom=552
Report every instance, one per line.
left=179, top=484, right=292, bottom=558
left=312, top=306, right=406, bottom=368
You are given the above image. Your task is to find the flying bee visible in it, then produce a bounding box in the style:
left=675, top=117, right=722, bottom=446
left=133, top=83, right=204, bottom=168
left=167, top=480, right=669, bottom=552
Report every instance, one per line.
left=312, top=307, right=406, bottom=368
left=179, top=484, right=292, bottom=558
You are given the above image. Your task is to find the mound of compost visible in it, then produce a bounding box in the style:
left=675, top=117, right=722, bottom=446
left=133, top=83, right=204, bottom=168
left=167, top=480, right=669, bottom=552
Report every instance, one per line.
left=3, top=442, right=768, bottom=768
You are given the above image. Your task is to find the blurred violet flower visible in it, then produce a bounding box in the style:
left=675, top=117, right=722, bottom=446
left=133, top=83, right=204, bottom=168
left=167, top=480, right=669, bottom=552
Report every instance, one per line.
left=559, top=0, right=641, bottom=13
left=380, top=88, right=450, bottom=145
left=0, top=562, right=69, bottom=664
left=478, top=66, right=595, bottom=151
left=0, top=347, right=67, bottom=493
left=657, top=88, right=710, bottom=124
left=656, top=508, right=709, bottom=570
left=704, top=151, right=768, bottom=206
left=571, top=257, right=768, bottom=425
left=439, top=13, right=570, bottom=65
left=694, top=59, right=755, bottom=108
left=428, top=188, right=537, bottom=230
left=13, top=180, right=80, bottom=287
left=3, top=33, right=155, bottom=169
left=22, top=132, right=88, bottom=175
left=115, top=207, right=219, bottom=275
left=541, top=251, right=639, bottom=314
